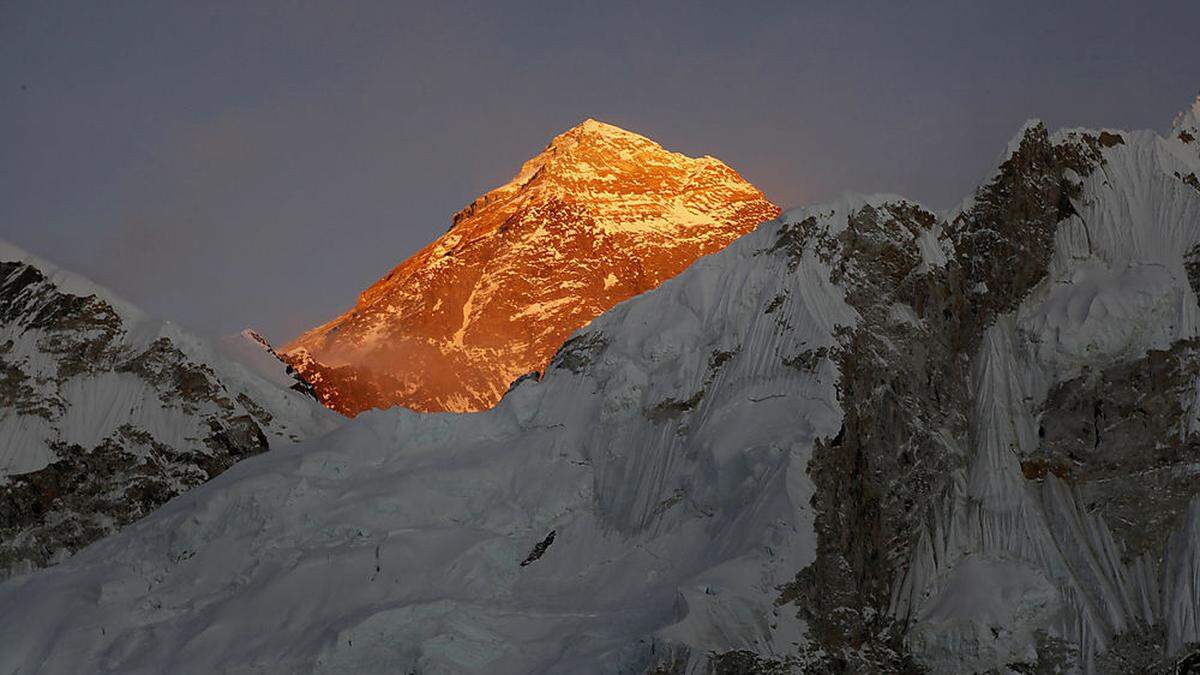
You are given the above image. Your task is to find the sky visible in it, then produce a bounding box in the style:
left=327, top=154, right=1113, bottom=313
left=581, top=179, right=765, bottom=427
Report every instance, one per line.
left=2, top=1, right=1199, bottom=342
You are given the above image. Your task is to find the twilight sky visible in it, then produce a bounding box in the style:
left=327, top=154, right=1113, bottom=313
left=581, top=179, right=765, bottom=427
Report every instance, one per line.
left=2, top=1, right=1198, bottom=342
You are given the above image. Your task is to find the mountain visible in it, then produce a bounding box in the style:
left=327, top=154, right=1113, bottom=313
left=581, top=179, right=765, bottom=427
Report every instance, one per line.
left=3, top=97, right=1200, bottom=674
left=0, top=242, right=339, bottom=577
left=283, top=119, right=779, bottom=415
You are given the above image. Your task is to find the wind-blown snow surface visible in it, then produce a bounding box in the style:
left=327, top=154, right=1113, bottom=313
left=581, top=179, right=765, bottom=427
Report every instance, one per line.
left=3, top=105, right=1200, bottom=673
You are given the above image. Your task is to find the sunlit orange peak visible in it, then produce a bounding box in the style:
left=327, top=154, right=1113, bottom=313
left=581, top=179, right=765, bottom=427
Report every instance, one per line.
left=282, top=120, right=779, bottom=415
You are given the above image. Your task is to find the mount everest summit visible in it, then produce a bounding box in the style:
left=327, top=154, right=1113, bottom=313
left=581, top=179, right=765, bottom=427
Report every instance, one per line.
left=283, top=119, right=778, bottom=416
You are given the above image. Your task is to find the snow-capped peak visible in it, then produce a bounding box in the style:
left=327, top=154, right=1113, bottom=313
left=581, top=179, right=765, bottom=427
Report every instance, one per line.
left=1173, top=92, right=1200, bottom=143
left=506, top=118, right=698, bottom=192
left=0, top=238, right=146, bottom=324
left=283, top=121, right=778, bottom=415
left=555, top=117, right=643, bottom=143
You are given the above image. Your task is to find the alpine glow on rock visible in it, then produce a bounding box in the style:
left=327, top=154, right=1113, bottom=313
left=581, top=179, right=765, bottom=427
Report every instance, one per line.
left=283, top=120, right=779, bottom=416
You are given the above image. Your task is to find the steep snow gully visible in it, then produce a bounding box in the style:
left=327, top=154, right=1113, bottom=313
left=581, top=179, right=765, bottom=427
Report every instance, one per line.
left=3, top=101, right=1200, bottom=673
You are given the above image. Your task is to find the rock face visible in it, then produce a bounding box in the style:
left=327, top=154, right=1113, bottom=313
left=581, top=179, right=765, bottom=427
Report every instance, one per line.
left=3, top=99, right=1200, bottom=674
left=283, top=119, right=779, bottom=415
left=774, top=123, right=1122, bottom=671
left=0, top=242, right=337, bottom=578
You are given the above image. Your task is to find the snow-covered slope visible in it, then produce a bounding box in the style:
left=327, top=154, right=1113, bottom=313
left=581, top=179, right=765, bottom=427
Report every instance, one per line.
left=0, top=242, right=338, bottom=577
left=0, top=194, right=846, bottom=673
left=284, top=119, right=779, bottom=416
left=2, top=98, right=1200, bottom=674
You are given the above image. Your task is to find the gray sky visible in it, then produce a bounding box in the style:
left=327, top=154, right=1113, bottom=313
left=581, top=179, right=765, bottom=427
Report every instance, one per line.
left=2, top=1, right=1198, bottom=342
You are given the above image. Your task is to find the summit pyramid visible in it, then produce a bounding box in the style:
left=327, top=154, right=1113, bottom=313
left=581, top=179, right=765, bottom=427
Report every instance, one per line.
left=284, top=120, right=779, bottom=414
